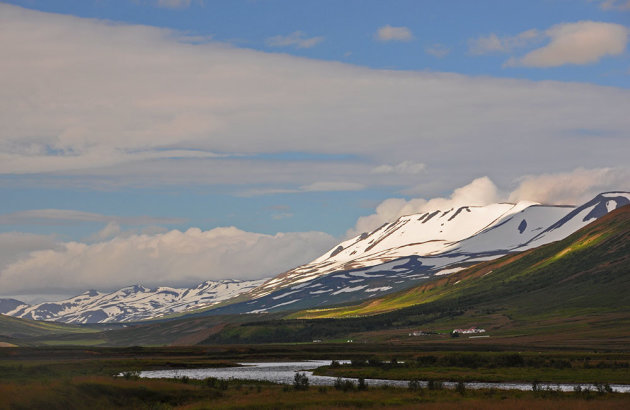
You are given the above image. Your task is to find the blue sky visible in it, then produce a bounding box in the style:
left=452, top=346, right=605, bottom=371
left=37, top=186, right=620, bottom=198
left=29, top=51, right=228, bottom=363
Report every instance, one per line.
left=0, top=0, right=629, bottom=298
left=4, top=0, right=630, bottom=86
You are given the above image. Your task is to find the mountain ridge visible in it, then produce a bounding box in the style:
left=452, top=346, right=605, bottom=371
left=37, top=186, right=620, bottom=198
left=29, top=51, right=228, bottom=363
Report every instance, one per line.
left=202, top=192, right=630, bottom=316
left=294, top=203, right=630, bottom=319
left=0, top=278, right=266, bottom=324
left=201, top=204, right=630, bottom=346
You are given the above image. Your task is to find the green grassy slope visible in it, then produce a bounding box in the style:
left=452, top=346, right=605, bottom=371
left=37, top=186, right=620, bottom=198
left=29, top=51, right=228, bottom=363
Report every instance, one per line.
left=201, top=205, right=630, bottom=346
left=0, top=314, right=98, bottom=344
left=295, top=204, right=630, bottom=319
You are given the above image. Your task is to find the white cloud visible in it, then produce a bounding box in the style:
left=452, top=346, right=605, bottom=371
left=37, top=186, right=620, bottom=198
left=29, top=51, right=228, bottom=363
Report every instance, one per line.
left=507, top=21, right=629, bottom=67
left=2, top=167, right=628, bottom=296
left=1, top=5, right=629, bottom=191
left=371, top=161, right=426, bottom=175
left=240, top=181, right=365, bottom=197
left=0, top=232, right=60, bottom=269
left=468, top=29, right=543, bottom=55
left=0, top=232, right=62, bottom=298
left=350, top=167, right=630, bottom=237
left=265, top=31, right=324, bottom=49
left=348, top=177, right=500, bottom=237
left=301, top=181, right=365, bottom=192
left=425, top=43, right=450, bottom=58
left=375, top=25, right=413, bottom=42
left=0, top=209, right=185, bottom=226
left=88, top=222, right=122, bottom=242
left=0, top=227, right=336, bottom=294
left=156, top=0, right=193, bottom=9
left=598, top=0, right=630, bottom=11
left=508, top=167, right=630, bottom=204
left=271, top=213, right=293, bottom=220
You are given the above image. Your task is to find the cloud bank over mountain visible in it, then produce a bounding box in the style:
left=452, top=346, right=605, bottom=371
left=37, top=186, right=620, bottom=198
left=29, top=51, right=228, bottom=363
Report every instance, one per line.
left=2, top=168, right=627, bottom=297
left=0, top=227, right=336, bottom=295
left=349, top=168, right=630, bottom=237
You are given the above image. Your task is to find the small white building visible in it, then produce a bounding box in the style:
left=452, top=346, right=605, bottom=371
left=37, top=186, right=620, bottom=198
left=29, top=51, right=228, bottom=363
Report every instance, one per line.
left=452, top=327, right=486, bottom=334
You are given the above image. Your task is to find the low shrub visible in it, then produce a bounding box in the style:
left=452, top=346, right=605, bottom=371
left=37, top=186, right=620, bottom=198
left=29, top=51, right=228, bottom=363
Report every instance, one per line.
left=293, top=372, right=309, bottom=390
left=408, top=379, right=421, bottom=391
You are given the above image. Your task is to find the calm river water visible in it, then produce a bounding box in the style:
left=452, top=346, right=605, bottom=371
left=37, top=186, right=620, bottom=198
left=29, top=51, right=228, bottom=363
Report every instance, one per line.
left=137, top=360, right=630, bottom=393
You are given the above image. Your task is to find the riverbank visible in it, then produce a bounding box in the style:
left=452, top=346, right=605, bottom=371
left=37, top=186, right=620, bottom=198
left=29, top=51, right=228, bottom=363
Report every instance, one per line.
left=2, top=345, right=630, bottom=408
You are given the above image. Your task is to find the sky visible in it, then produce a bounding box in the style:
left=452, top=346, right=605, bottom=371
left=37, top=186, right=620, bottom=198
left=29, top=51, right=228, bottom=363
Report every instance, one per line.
left=1, top=0, right=629, bottom=301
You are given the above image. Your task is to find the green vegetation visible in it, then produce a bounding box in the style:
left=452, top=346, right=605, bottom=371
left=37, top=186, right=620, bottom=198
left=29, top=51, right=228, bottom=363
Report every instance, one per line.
left=314, top=352, right=630, bottom=384
left=4, top=376, right=629, bottom=409
left=0, top=314, right=98, bottom=339
left=1, top=346, right=629, bottom=409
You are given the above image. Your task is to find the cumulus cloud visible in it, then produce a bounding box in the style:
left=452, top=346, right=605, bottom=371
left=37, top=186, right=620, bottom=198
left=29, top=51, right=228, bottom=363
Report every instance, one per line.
left=468, top=29, right=542, bottom=54
left=265, top=31, right=324, bottom=49
left=507, top=21, right=629, bottom=67
left=375, top=25, right=413, bottom=42
left=508, top=167, right=630, bottom=204
left=371, top=161, right=426, bottom=175
left=88, top=222, right=122, bottom=242
left=0, top=232, right=61, bottom=269
left=0, top=227, right=336, bottom=295
left=1, top=5, right=630, bottom=191
left=350, top=167, right=630, bottom=238
left=425, top=43, right=450, bottom=58
left=348, top=177, right=500, bottom=237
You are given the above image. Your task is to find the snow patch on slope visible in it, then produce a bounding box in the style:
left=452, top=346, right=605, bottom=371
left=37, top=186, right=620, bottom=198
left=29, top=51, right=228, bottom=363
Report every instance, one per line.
left=3, top=278, right=267, bottom=323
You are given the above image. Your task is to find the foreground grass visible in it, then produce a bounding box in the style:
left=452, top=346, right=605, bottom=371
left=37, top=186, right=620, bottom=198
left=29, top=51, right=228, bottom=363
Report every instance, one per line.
left=1, top=376, right=630, bottom=409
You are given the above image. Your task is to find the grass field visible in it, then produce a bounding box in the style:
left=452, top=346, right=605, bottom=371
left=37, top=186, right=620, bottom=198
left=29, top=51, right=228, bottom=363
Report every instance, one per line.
left=313, top=352, right=630, bottom=384
left=1, top=346, right=630, bottom=409
left=3, top=377, right=630, bottom=409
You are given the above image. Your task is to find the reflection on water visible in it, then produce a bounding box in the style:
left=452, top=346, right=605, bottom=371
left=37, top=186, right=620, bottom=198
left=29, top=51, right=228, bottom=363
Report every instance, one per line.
left=138, top=360, right=630, bottom=393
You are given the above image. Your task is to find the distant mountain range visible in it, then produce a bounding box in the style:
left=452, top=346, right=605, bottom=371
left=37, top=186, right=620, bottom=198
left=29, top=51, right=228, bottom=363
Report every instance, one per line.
left=0, top=279, right=265, bottom=324
left=1, top=192, right=628, bottom=324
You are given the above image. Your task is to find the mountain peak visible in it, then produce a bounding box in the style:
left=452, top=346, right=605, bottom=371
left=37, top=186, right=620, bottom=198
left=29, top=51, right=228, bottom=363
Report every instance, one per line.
left=2, top=277, right=267, bottom=324
left=241, top=192, right=629, bottom=308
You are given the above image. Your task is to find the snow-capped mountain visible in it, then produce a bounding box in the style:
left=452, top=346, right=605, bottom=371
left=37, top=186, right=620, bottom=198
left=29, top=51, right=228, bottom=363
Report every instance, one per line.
left=208, top=192, right=629, bottom=314
left=0, top=279, right=266, bottom=324
left=2, top=192, right=628, bottom=322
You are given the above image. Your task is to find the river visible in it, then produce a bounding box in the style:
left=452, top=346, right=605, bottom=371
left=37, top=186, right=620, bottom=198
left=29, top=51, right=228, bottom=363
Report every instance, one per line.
left=135, top=360, right=630, bottom=393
